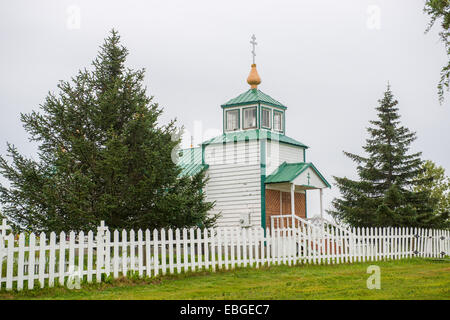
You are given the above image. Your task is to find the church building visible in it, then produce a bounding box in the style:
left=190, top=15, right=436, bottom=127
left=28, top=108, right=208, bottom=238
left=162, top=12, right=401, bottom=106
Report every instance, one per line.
left=178, top=38, right=330, bottom=229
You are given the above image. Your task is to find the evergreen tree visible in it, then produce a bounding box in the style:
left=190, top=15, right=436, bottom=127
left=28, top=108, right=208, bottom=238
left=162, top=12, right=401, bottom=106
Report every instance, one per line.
left=414, top=160, right=450, bottom=216
left=0, top=30, right=216, bottom=233
left=329, top=85, right=448, bottom=228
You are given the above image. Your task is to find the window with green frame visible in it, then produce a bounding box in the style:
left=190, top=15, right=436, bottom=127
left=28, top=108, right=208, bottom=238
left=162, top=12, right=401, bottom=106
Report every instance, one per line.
left=243, top=107, right=257, bottom=129
left=261, top=107, right=271, bottom=129
left=226, top=109, right=239, bottom=131
left=273, top=110, right=283, bottom=132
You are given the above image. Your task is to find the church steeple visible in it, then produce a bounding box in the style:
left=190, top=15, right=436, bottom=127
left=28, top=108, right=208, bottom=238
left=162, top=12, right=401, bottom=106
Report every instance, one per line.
left=221, top=35, right=286, bottom=134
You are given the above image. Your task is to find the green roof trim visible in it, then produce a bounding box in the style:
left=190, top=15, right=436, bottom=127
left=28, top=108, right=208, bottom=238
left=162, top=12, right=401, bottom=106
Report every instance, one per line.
left=221, top=89, right=287, bottom=109
left=265, top=162, right=331, bottom=188
left=202, top=129, right=308, bottom=148
left=177, top=147, right=208, bottom=177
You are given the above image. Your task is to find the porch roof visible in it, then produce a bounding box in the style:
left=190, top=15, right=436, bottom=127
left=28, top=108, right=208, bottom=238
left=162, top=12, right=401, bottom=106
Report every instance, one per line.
left=265, top=162, right=331, bottom=188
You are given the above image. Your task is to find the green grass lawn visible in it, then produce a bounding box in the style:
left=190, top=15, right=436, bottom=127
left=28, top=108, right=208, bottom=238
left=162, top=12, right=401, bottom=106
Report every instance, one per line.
left=0, top=258, right=449, bottom=300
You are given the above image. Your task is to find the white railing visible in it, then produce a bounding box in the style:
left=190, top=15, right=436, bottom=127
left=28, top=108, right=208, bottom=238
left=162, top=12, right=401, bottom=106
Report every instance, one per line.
left=0, top=220, right=449, bottom=291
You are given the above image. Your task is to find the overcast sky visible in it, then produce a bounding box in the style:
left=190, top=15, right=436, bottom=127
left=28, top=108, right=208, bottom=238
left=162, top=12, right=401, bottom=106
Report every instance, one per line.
left=0, top=0, right=449, bottom=217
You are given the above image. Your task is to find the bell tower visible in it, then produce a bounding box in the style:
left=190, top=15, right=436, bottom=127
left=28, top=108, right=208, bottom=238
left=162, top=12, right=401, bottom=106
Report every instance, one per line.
left=220, top=35, right=287, bottom=135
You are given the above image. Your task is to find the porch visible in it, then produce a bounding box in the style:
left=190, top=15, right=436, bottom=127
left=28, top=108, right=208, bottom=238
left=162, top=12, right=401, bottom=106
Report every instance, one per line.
left=264, top=162, right=331, bottom=229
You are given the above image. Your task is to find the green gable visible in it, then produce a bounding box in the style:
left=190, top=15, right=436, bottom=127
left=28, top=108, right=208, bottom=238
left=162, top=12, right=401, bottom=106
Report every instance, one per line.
left=221, top=89, right=287, bottom=109
left=202, top=129, right=308, bottom=148
left=265, top=162, right=331, bottom=188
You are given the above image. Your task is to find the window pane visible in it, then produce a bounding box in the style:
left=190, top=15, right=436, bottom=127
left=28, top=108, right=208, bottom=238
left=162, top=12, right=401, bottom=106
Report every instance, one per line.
left=227, top=110, right=239, bottom=130
left=243, top=108, right=256, bottom=129
left=262, top=109, right=271, bottom=128
left=274, top=111, right=282, bottom=131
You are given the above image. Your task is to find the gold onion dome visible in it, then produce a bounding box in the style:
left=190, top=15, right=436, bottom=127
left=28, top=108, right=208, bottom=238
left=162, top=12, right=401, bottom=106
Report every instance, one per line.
left=247, top=64, right=261, bottom=89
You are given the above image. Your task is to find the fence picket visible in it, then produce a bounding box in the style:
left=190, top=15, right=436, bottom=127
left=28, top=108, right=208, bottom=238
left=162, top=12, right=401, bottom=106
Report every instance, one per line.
left=78, top=231, right=85, bottom=283
left=373, top=227, right=380, bottom=261
left=203, top=229, right=209, bottom=271
left=145, top=230, right=151, bottom=277
left=137, top=230, right=144, bottom=277
left=210, top=228, right=216, bottom=272
left=236, top=228, right=241, bottom=267
left=189, top=228, right=195, bottom=272
left=182, top=228, right=188, bottom=272
left=49, top=232, right=56, bottom=287
left=261, top=229, right=266, bottom=267
left=17, top=234, right=25, bottom=291
left=161, top=229, right=167, bottom=275
left=223, top=228, right=229, bottom=270
left=248, top=228, right=253, bottom=267
left=241, top=228, right=247, bottom=267
left=423, top=228, right=428, bottom=258
left=230, top=228, right=235, bottom=269
left=28, top=233, right=36, bottom=290
left=87, top=231, right=93, bottom=283
left=153, top=229, right=159, bottom=277
left=37, top=233, right=46, bottom=288
left=291, top=228, right=295, bottom=264
left=121, top=230, right=128, bottom=277
left=331, top=227, right=336, bottom=264
left=402, top=227, right=406, bottom=259
left=396, top=227, right=400, bottom=260
left=422, top=228, right=426, bottom=257
left=326, top=226, right=331, bottom=264
left=130, top=230, right=136, bottom=275
left=255, top=229, right=260, bottom=267
left=68, top=232, right=75, bottom=286
left=6, top=234, right=14, bottom=290
left=175, top=229, right=181, bottom=274
left=217, top=228, right=223, bottom=270
left=113, top=230, right=119, bottom=279
left=196, top=228, right=201, bottom=271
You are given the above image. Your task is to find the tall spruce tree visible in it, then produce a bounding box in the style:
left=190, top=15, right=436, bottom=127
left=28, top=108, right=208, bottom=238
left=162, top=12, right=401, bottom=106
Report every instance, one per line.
left=0, top=30, right=216, bottom=233
left=329, top=85, right=448, bottom=228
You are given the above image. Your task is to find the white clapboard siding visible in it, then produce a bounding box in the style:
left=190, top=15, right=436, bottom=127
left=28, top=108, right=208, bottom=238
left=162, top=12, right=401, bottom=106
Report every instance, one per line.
left=0, top=222, right=448, bottom=291
left=266, top=140, right=304, bottom=176
left=204, top=141, right=261, bottom=228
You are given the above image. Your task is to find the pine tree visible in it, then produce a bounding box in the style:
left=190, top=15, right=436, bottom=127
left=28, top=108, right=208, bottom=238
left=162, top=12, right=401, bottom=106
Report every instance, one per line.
left=0, top=30, right=216, bottom=233
left=329, top=84, right=448, bottom=228
left=414, top=160, right=450, bottom=215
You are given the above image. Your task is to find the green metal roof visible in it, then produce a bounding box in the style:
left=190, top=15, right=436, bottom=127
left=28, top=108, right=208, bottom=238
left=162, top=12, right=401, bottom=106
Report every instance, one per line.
left=202, top=129, right=308, bottom=148
left=221, top=89, right=287, bottom=109
left=265, top=162, right=331, bottom=188
left=177, top=147, right=208, bottom=177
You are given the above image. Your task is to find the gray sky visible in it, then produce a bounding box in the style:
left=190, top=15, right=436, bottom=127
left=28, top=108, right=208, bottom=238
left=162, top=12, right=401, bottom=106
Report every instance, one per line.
left=1, top=0, right=449, bottom=217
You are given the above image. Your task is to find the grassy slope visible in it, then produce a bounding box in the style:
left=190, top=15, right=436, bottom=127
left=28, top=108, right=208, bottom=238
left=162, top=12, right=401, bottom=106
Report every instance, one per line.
left=0, top=258, right=449, bottom=300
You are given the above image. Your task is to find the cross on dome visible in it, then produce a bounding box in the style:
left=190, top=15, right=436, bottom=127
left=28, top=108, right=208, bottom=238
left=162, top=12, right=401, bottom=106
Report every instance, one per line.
left=247, top=35, right=261, bottom=89
left=250, top=34, right=257, bottom=64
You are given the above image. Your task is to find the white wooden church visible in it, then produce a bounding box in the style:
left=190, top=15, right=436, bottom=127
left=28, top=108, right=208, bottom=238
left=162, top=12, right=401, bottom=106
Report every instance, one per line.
left=177, top=38, right=330, bottom=229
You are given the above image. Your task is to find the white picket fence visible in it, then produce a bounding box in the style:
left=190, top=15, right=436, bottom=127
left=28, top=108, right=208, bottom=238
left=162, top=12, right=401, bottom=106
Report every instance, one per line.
left=0, top=220, right=449, bottom=291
